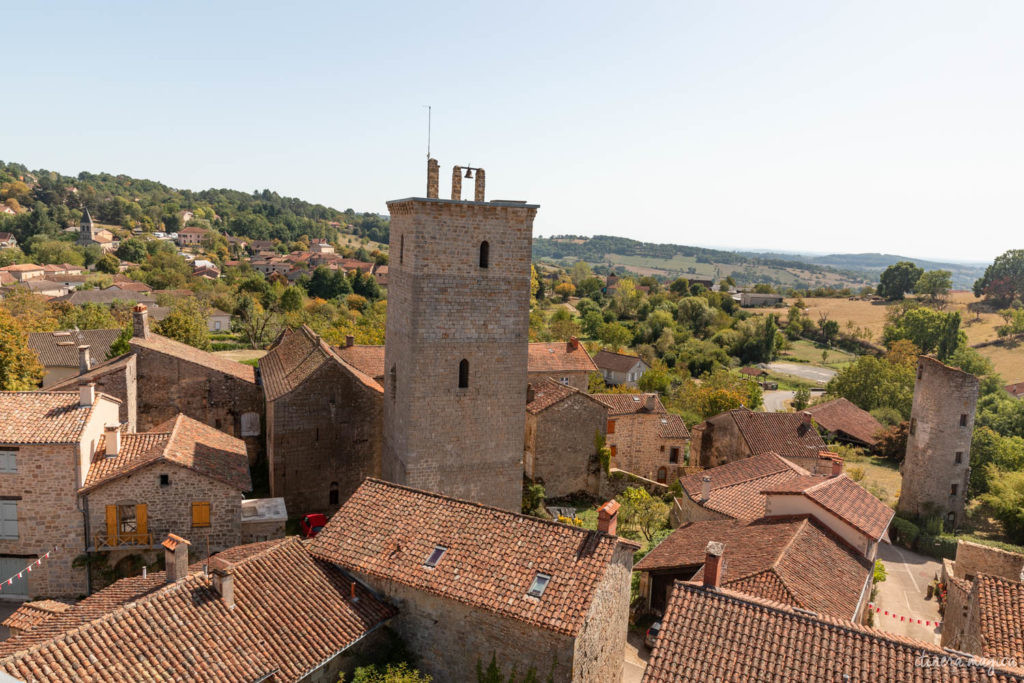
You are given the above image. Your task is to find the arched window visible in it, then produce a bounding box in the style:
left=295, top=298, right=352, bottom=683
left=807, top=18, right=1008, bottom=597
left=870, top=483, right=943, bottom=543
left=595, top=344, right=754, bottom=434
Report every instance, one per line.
left=329, top=482, right=339, bottom=506
left=400, top=235, right=405, bottom=265
left=458, top=359, right=469, bottom=388
left=657, top=467, right=667, bottom=484
left=390, top=365, right=397, bottom=401
left=479, top=241, right=489, bottom=268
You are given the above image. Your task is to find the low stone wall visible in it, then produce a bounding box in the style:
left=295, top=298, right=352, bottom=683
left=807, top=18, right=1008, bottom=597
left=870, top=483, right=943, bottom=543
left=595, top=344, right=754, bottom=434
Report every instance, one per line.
left=599, top=469, right=668, bottom=501
left=952, top=540, right=1024, bottom=583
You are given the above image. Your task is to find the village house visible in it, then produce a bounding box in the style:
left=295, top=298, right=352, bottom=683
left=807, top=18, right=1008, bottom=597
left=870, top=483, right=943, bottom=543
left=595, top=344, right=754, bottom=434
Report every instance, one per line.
left=371, top=263, right=388, bottom=287
left=635, top=516, right=873, bottom=620
left=309, top=479, right=637, bottom=682
left=176, top=226, right=208, bottom=247
left=27, top=328, right=122, bottom=387
left=0, top=232, right=17, bottom=249
left=598, top=393, right=689, bottom=483
left=593, top=349, right=650, bottom=387
left=1005, top=381, right=1024, bottom=399
left=1, top=279, right=70, bottom=298
left=689, top=407, right=827, bottom=470
left=48, top=352, right=138, bottom=431
left=239, top=497, right=288, bottom=543
left=207, top=308, right=232, bottom=332
left=310, top=238, right=334, bottom=253
left=0, top=263, right=44, bottom=282
left=524, top=379, right=608, bottom=498
left=527, top=338, right=598, bottom=391
left=0, top=536, right=397, bottom=682
left=259, top=326, right=382, bottom=514
left=806, top=397, right=885, bottom=449
left=735, top=291, right=784, bottom=307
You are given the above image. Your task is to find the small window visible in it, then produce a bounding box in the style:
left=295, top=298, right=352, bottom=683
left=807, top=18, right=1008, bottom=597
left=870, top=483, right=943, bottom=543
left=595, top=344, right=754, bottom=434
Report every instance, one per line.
left=117, top=504, right=137, bottom=535
left=329, top=482, right=339, bottom=507
left=954, top=452, right=963, bottom=465
left=159, top=474, right=170, bottom=487
left=400, top=235, right=404, bottom=265
left=527, top=572, right=551, bottom=598
left=669, top=447, right=680, bottom=464
left=607, top=420, right=616, bottom=434
left=917, top=365, right=923, bottom=380
left=214, top=321, right=221, bottom=331
left=950, top=483, right=958, bottom=496
left=215, top=418, right=222, bottom=430
left=192, top=501, right=211, bottom=528
left=910, top=418, right=916, bottom=436
left=424, top=545, right=447, bottom=568
left=458, top=359, right=469, bottom=389
left=0, top=500, right=18, bottom=539
left=0, top=449, right=17, bottom=474
left=657, top=467, right=667, bottom=483
left=560, top=377, right=569, bottom=386
left=960, top=414, right=968, bottom=427
left=479, top=241, right=489, bottom=269
left=390, top=365, right=397, bottom=401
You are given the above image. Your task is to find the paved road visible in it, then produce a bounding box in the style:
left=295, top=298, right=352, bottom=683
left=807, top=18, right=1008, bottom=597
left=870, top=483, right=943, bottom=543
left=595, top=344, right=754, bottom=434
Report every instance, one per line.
left=623, top=630, right=649, bottom=682
left=763, top=390, right=796, bottom=412
left=872, top=543, right=943, bottom=644
left=765, top=362, right=837, bottom=385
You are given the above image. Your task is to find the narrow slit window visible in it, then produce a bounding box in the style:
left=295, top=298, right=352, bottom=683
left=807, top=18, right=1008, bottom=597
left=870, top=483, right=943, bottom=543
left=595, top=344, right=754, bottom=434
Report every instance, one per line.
left=458, top=359, right=469, bottom=388
left=479, top=241, right=489, bottom=268
left=424, top=545, right=447, bottom=568
left=390, top=365, right=397, bottom=401
left=959, top=414, right=968, bottom=427
left=954, top=451, right=963, bottom=465
left=528, top=573, right=551, bottom=598
left=329, top=482, right=339, bottom=506
left=400, top=235, right=404, bottom=265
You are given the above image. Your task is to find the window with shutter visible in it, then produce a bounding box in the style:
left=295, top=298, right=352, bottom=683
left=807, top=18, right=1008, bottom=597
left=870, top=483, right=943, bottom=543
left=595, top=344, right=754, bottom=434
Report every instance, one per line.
left=0, top=501, right=18, bottom=539
left=607, top=420, right=616, bottom=434
left=0, top=450, right=16, bottom=473
left=192, top=501, right=211, bottom=528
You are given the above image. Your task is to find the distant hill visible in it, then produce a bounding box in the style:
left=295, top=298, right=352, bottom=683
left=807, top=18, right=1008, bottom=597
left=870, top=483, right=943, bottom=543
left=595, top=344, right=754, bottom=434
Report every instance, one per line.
left=801, top=253, right=984, bottom=289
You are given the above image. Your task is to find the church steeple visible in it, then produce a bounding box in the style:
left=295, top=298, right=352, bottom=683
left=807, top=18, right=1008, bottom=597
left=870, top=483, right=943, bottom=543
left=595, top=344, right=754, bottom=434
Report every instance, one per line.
left=79, top=207, right=96, bottom=244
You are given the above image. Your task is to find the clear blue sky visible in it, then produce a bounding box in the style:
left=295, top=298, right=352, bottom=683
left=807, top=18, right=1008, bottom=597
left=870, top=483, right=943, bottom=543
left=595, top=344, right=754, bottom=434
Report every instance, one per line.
left=4, top=1, right=1021, bottom=262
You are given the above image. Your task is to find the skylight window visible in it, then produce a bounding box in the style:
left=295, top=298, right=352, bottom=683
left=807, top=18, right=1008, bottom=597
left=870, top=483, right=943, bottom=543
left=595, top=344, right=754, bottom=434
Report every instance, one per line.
left=424, top=545, right=447, bottom=568
left=527, top=573, right=551, bottom=598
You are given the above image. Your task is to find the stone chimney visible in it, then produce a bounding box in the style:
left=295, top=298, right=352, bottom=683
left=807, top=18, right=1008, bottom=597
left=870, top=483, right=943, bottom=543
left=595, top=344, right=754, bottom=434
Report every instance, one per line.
left=526, top=384, right=536, bottom=405
left=700, top=475, right=712, bottom=502
left=597, top=500, right=620, bottom=536
left=645, top=394, right=657, bottom=411
left=162, top=534, right=191, bottom=583
left=78, top=345, right=91, bottom=374
left=800, top=411, right=813, bottom=430
left=426, top=158, right=439, bottom=199
left=79, top=382, right=95, bottom=407
left=209, top=557, right=235, bottom=609
left=451, top=166, right=463, bottom=201
left=568, top=337, right=580, bottom=351
left=703, top=541, right=725, bottom=589
left=831, top=457, right=843, bottom=478
left=104, top=424, right=120, bottom=457
left=132, top=304, right=150, bottom=339
left=474, top=168, right=485, bottom=201
left=345, top=335, right=355, bottom=348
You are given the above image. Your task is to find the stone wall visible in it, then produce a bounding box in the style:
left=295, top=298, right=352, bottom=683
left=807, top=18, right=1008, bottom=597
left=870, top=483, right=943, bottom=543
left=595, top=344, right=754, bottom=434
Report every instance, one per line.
left=571, top=542, right=633, bottom=682
left=670, top=494, right=730, bottom=528
left=691, top=414, right=751, bottom=469
left=525, top=394, right=605, bottom=498
left=598, top=469, right=668, bottom=501
left=952, top=540, right=1024, bottom=583
left=940, top=567, right=973, bottom=650
left=267, top=360, right=382, bottom=514
left=608, top=412, right=688, bottom=482
left=383, top=198, right=537, bottom=512
left=898, top=356, right=979, bottom=528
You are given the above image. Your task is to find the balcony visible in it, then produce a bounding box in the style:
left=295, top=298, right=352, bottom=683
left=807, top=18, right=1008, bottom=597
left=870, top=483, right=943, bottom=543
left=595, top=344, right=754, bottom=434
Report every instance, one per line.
left=91, top=529, right=159, bottom=551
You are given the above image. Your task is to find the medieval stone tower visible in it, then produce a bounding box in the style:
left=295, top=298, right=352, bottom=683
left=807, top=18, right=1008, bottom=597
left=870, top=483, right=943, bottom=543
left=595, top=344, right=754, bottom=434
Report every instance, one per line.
left=381, top=159, right=538, bottom=511
left=897, top=355, right=979, bottom=528
left=78, top=207, right=97, bottom=245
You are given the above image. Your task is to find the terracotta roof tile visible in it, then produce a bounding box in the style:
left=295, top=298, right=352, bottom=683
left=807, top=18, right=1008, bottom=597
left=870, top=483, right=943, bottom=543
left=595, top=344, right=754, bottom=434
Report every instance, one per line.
left=806, top=398, right=885, bottom=446
left=716, top=408, right=827, bottom=461
left=27, top=328, right=122, bottom=368
left=593, top=349, right=649, bottom=374
left=596, top=393, right=667, bottom=415
left=309, top=478, right=636, bottom=637
left=678, top=453, right=810, bottom=521
left=0, top=537, right=395, bottom=681
left=0, top=391, right=117, bottom=444
left=525, top=378, right=606, bottom=415
left=762, top=474, right=895, bottom=540
left=657, top=414, right=690, bottom=439
left=527, top=341, right=598, bottom=373
left=643, top=582, right=1024, bottom=682
left=131, top=333, right=255, bottom=383
left=975, top=574, right=1024, bottom=659
left=260, top=326, right=382, bottom=401
left=0, top=600, right=71, bottom=634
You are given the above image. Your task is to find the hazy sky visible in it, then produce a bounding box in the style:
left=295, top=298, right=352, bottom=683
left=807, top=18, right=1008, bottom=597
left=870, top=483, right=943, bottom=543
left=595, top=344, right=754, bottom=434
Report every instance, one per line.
left=4, top=1, right=1021, bottom=262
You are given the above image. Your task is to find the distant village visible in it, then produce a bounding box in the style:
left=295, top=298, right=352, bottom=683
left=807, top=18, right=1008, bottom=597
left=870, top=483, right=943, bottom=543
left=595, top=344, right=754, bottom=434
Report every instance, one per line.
left=0, top=161, right=1022, bottom=682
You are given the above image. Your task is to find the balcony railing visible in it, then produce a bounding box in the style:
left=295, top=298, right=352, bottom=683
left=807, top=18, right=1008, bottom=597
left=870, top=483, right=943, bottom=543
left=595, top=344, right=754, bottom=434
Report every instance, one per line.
left=92, top=530, right=156, bottom=550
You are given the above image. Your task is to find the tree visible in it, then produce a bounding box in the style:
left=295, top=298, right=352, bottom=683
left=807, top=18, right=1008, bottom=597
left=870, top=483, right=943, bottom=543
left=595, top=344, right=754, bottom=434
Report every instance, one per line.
left=616, top=487, right=669, bottom=542
left=597, top=322, right=632, bottom=350
left=973, top=249, right=1024, bottom=305
left=307, top=266, right=351, bottom=300
left=233, top=294, right=279, bottom=349
left=115, top=238, right=149, bottom=264
left=914, top=270, right=952, bottom=302
left=877, top=261, right=923, bottom=300
left=107, top=324, right=132, bottom=359
left=569, top=260, right=593, bottom=285
left=827, top=356, right=915, bottom=418
left=553, top=281, right=575, bottom=302
left=94, top=253, right=120, bottom=274
left=981, top=468, right=1024, bottom=544
left=155, top=298, right=211, bottom=349
left=883, top=308, right=963, bottom=359
left=350, top=662, right=432, bottom=682
left=875, top=421, right=909, bottom=460
left=969, top=427, right=1024, bottom=496
left=792, top=387, right=811, bottom=411
left=0, top=306, right=44, bottom=389
left=279, top=286, right=303, bottom=312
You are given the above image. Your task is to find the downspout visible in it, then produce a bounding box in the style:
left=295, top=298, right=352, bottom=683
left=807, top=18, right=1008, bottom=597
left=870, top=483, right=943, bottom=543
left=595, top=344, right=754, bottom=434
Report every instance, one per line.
left=80, top=493, right=92, bottom=594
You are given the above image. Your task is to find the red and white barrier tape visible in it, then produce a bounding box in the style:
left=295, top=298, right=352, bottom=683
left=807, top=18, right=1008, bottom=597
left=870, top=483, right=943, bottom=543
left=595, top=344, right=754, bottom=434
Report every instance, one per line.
left=0, top=547, right=58, bottom=592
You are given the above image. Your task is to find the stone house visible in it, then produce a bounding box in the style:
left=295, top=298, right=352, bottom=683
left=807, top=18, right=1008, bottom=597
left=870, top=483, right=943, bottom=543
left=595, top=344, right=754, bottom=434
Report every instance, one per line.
left=310, top=238, right=334, bottom=254
left=0, top=264, right=44, bottom=282
left=48, top=353, right=138, bottom=432
left=635, top=516, right=872, bottom=619
left=527, top=338, right=598, bottom=391
left=597, top=393, right=689, bottom=483
left=941, top=540, right=1024, bottom=655
left=0, top=536, right=396, bottom=681
left=310, top=479, right=637, bottom=682
left=239, top=497, right=288, bottom=543
left=27, top=329, right=122, bottom=387
left=79, top=413, right=252, bottom=572
left=0, top=388, right=121, bottom=598
left=593, top=350, right=650, bottom=387
left=260, top=326, right=383, bottom=514
left=176, top=226, right=208, bottom=247
left=736, top=292, right=784, bottom=307
left=524, top=379, right=608, bottom=498
left=0, top=232, right=16, bottom=249
left=806, top=397, right=885, bottom=449
left=689, top=407, right=827, bottom=470
left=206, top=308, right=231, bottom=332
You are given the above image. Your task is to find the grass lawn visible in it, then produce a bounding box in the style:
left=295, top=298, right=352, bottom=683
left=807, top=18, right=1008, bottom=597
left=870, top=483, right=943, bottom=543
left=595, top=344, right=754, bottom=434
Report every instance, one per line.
left=570, top=503, right=666, bottom=557
left=843, top=451, right=901, bottom=506
left=779, top=339, right=856, bottom=370
left=763, top=370, right=819, bottom=392
left=213, top=349, right=267, bottom=362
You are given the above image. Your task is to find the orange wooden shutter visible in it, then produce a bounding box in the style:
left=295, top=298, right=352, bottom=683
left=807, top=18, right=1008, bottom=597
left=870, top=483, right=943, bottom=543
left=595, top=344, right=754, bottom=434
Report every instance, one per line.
left=192, top=502, right=210, bottom=527
left=105, top=505, right=117, bottom=539
left=136, top=504, right=148, bottom=536
left=607, top=420, right=615, bottom=434
left=610, top=445, right=617, bottom=458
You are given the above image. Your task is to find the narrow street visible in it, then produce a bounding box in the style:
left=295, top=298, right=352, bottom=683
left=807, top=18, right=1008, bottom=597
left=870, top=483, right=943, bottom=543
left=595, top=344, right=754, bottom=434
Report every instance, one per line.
left=872, top=543, right=943, bottom=644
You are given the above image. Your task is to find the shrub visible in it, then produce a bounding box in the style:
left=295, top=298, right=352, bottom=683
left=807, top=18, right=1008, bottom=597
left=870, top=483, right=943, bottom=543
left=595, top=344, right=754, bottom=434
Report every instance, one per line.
left=873, top=560, right=887, bottom=584
left=521, top=483, right=545, bottom=517
left=889, top=516, right=920, bottom=547
left=847, top=466, right=866, bottom=482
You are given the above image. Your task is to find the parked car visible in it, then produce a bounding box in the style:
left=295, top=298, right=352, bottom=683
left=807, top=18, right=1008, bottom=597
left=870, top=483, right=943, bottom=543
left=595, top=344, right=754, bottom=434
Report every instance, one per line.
left=645, top=621, right=662, bottom=649
left=299, top=513, right=328, bottom=538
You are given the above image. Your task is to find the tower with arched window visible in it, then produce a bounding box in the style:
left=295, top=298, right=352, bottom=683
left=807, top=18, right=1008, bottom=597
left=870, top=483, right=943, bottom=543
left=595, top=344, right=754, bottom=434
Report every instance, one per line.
left=381, top=159, right=538, bottom=511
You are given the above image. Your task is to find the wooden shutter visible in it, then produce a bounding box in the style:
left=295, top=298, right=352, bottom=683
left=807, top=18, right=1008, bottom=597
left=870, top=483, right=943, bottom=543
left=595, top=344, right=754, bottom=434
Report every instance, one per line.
left=105, top=505, right=117, bottom=540
left=607, top=420, right=615, bottom=434
left=136, top=504, right=148, bottom=537
left=609, top=445, right=617, bottom=459
left=192, top=502, right=210, bottom=528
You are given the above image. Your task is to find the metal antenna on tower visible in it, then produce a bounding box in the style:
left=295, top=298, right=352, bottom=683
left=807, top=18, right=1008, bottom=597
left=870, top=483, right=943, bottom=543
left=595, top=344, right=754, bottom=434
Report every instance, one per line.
left=423, top=105, right=432, bottom=158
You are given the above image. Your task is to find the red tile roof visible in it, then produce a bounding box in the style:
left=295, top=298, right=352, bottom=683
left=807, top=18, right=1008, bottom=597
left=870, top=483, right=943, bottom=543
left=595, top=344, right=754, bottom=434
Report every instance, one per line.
left=974, top=574, right=1024, bottom=660
left=806, top=398, right=885, bottom=446
left=643, top=582, right=1024, bottom=682
left=761, top=474, right=895, bottom=540
left=635, top=516, right=871, bottom=619
left=81, top=413, right=252, bottom=493
left=596, top=392, right=667, bottom=415
left=679, top=453, right=810, bottom=521
left=27, top=328, right=122, bottom=367
left=0, top=391, right=118, bottom=444
left=309, top=478, right=637, bottom=637
left=593, top=349, right=649, bottom=374
left=260, top=326, right=382, bottom=401
left=715, top=408, right=827, bottom=461
left=527, top=341, right=598, bottom=373
left=0, top=600, right=71, bottom=634
left=130, top=332, right=256, bottom=383
left=0, top=537, right=396, bottom=682
left=526, top=378, right=608, bottom=415
left=334, top=343, right=386, bottom=381
left=657, top=414, right=690, bottom=439
left=1005, top=382, right=1024, bottom=399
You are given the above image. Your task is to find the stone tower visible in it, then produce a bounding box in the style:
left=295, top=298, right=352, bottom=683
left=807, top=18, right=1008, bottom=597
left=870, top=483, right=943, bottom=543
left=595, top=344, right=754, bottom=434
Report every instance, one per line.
left=78, top=207, right=96, bottom=245
left=382, top=160, right=537, bottom=511
left=897, top=355, right=979, bottom=529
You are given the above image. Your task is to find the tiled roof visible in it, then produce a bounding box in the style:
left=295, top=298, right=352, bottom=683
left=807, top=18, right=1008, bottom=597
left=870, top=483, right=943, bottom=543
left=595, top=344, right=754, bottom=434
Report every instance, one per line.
left=1005, top=382, right=1024, bottom=399
left=81, top=414, right=252, bottom=493
left=0, top=391, right=115, bottom=444
left=527, top=341, right=598, bottom=373
left=806, top=398, right=885, bottom=446
left=309, top=478, right=637, bottom=637
left=0, top=600, right=71, bottom=634
left=596, top=392, right=667, bottom=416
left=657, top=414, right=690, bottom=439
left=635, top=516, right=871, bottom=619
left=27, top=328, right=122, bottom=367
left=974, top=574, right=1024, bottom=659
left=0, top=264, right=43, bottom=272
left=593, top=349, right=649, bottom=373
left=260, top=326, right=381, bottom=401
left=55, top=288, right=157, bottom=305
left=0, top=537, right=396, bottom=681
left=643, top=582, right=1024, bottom=682
left=334, top=343, right=386, bottom=381
left=47, top=353, right=135, bottom=391
left=679, top=453, right=810, bottom=521
left=719, top=408, right=827, bottom=461
left=131, top=332, right=256, bottom=383
left=762, top=474, right=895, bottom=540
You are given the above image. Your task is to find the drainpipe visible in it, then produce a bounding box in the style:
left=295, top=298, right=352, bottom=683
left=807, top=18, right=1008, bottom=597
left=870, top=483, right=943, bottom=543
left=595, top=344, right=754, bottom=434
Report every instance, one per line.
left=78, top=493, right=92, bottom=595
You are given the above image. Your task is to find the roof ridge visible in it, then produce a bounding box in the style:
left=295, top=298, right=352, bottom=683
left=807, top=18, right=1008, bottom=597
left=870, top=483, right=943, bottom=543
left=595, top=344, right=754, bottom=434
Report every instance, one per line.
left=802, top=473, right=845, bottom=493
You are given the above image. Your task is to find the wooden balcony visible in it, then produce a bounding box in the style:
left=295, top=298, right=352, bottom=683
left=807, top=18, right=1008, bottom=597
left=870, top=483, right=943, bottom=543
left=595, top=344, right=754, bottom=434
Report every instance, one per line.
left=92, top=530, right=156, bottom=550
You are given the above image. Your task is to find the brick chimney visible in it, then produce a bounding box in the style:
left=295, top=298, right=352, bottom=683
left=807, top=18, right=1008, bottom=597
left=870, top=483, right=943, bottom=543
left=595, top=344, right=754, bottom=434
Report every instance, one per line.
left=700, top=475, right=712, bottom=502
left=568, top=337, right=580, bottom=351
left=703, top=541, right=725, bottom=589
left=800, top=410, right=813, bottom=428
left=104, top=424, right=120, bottom=457
left=831, top=457, right=843, bottom=478
left=162, top=534, right=191, bottom=583
left=132, top=304, right=150, bottom=339
left=209, top=557, right=235, bottom=609
left=78, top=345, right=91, bottom=374
left=345, top=335, right=355, bottom=348
left=645, top=394, right=657, bottom=411
left=79, top=382, right=95, bottom=406
left=597, top=500, right=620, bottom=536
left=426, top=158, right=439, bottom=199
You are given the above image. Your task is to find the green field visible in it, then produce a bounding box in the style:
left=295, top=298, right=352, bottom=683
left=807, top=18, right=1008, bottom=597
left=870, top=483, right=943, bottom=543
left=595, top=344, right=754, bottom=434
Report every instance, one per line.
left=778, top=339, right=857, bottom=370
